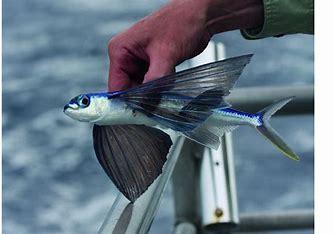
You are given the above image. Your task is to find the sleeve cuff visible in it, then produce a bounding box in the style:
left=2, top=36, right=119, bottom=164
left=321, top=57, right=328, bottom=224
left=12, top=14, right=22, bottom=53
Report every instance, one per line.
left=241, top=0, right=314, bottom=40
left=241, top=0, right=278, bottom=40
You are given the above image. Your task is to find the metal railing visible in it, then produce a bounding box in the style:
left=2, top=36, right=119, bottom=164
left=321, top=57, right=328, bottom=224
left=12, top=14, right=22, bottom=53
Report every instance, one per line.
left=98, top=42, right=314, bottom=234
left=226, top=85, right=313, bottom=115
left=172, top=86, right=314, bottom=234
left=172, top=42, right=314, bottom=233
left=237, top=209, right=314, bottom=232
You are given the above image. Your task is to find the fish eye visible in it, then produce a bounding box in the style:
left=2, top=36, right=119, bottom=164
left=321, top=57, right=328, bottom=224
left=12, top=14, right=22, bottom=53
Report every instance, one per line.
left=79, top=95, right=90, bottom=107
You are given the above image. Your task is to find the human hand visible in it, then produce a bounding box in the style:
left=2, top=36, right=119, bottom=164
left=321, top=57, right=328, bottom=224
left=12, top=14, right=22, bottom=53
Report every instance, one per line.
left=108, top=0, right=263, bottom=91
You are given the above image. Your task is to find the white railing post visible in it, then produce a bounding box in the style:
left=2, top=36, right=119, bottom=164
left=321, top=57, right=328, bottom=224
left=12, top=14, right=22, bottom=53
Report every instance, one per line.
left=173, top=42, right=239, bottom=233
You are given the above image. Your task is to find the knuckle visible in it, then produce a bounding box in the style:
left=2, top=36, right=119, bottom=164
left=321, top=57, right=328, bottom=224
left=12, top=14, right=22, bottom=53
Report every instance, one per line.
left=114, top=47, right=130, bottom=60
left=108, top=38, right=119, bottom=55
left=108, top=42, right=129, bottom=60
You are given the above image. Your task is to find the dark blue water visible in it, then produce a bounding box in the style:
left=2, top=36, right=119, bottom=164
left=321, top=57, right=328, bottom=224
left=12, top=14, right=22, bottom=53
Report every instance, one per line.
left=3, top=0, right=313, bottom=233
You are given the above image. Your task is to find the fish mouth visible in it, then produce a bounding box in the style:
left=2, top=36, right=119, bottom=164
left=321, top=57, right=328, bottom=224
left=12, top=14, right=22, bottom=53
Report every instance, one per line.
left=63, top=104, right=80, bottom=120
left=63, top=104, right=70, bottom=113
left=63, top=103, right=79, bottom=112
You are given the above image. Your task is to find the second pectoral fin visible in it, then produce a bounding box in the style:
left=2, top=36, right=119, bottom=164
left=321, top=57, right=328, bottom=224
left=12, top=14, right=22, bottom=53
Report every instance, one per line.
left=92, top=124, right=173, bottom=202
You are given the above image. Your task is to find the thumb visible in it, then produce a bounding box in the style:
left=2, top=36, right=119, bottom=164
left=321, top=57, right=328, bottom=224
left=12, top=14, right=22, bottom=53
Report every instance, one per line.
left=144, top=56, right=175, bottom=83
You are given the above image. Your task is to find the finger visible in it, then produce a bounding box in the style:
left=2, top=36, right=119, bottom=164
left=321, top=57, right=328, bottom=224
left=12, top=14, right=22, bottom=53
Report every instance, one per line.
left=108, top=61, right=132, bottom=91
left=108, top=46, right=150, bottom=91
left=143, top=56, right=175, bottom=83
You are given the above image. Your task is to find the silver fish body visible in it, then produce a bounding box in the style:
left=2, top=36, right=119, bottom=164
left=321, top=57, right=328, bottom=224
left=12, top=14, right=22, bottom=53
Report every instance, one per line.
left=64, top=94, right=261, bottom=128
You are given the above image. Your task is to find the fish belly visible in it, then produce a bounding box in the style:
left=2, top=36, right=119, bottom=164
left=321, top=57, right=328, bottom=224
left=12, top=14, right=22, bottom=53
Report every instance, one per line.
left=93, top=107, right=162, bottom=128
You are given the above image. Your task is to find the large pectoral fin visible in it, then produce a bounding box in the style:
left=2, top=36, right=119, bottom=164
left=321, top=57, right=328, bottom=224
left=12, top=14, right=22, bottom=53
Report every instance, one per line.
left=93, top=124, right=173, bottom=202
left=111, top=54, right=253, bottom=133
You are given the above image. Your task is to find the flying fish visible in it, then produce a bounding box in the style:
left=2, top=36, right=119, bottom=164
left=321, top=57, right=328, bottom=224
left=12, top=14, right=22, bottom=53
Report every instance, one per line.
left=64, top=54, right=300, bottom=202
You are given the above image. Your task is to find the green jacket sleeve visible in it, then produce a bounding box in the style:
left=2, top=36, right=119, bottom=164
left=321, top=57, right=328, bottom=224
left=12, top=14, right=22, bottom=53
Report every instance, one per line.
left=241, top=0, right=314, bottom=39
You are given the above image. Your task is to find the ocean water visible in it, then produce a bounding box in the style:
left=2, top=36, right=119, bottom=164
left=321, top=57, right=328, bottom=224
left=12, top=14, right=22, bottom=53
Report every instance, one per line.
left=3, top=0, right=314, bottom=233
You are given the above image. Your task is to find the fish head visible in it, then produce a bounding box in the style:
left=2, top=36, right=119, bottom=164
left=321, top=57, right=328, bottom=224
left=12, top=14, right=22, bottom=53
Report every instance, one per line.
left=64, top=93, right=110, bottom=122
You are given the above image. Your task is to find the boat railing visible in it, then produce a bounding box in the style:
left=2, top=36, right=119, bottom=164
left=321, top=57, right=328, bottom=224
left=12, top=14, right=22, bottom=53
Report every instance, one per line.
left=98, top=42, right=314, bottom=234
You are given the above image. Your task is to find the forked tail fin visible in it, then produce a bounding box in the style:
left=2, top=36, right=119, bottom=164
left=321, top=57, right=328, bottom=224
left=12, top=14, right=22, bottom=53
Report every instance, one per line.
left=256, top=97, right=300, bottom=161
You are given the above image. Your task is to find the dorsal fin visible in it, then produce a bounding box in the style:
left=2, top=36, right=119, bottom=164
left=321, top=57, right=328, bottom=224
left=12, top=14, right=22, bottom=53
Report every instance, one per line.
left=93, top=124, right=173, bottom=202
